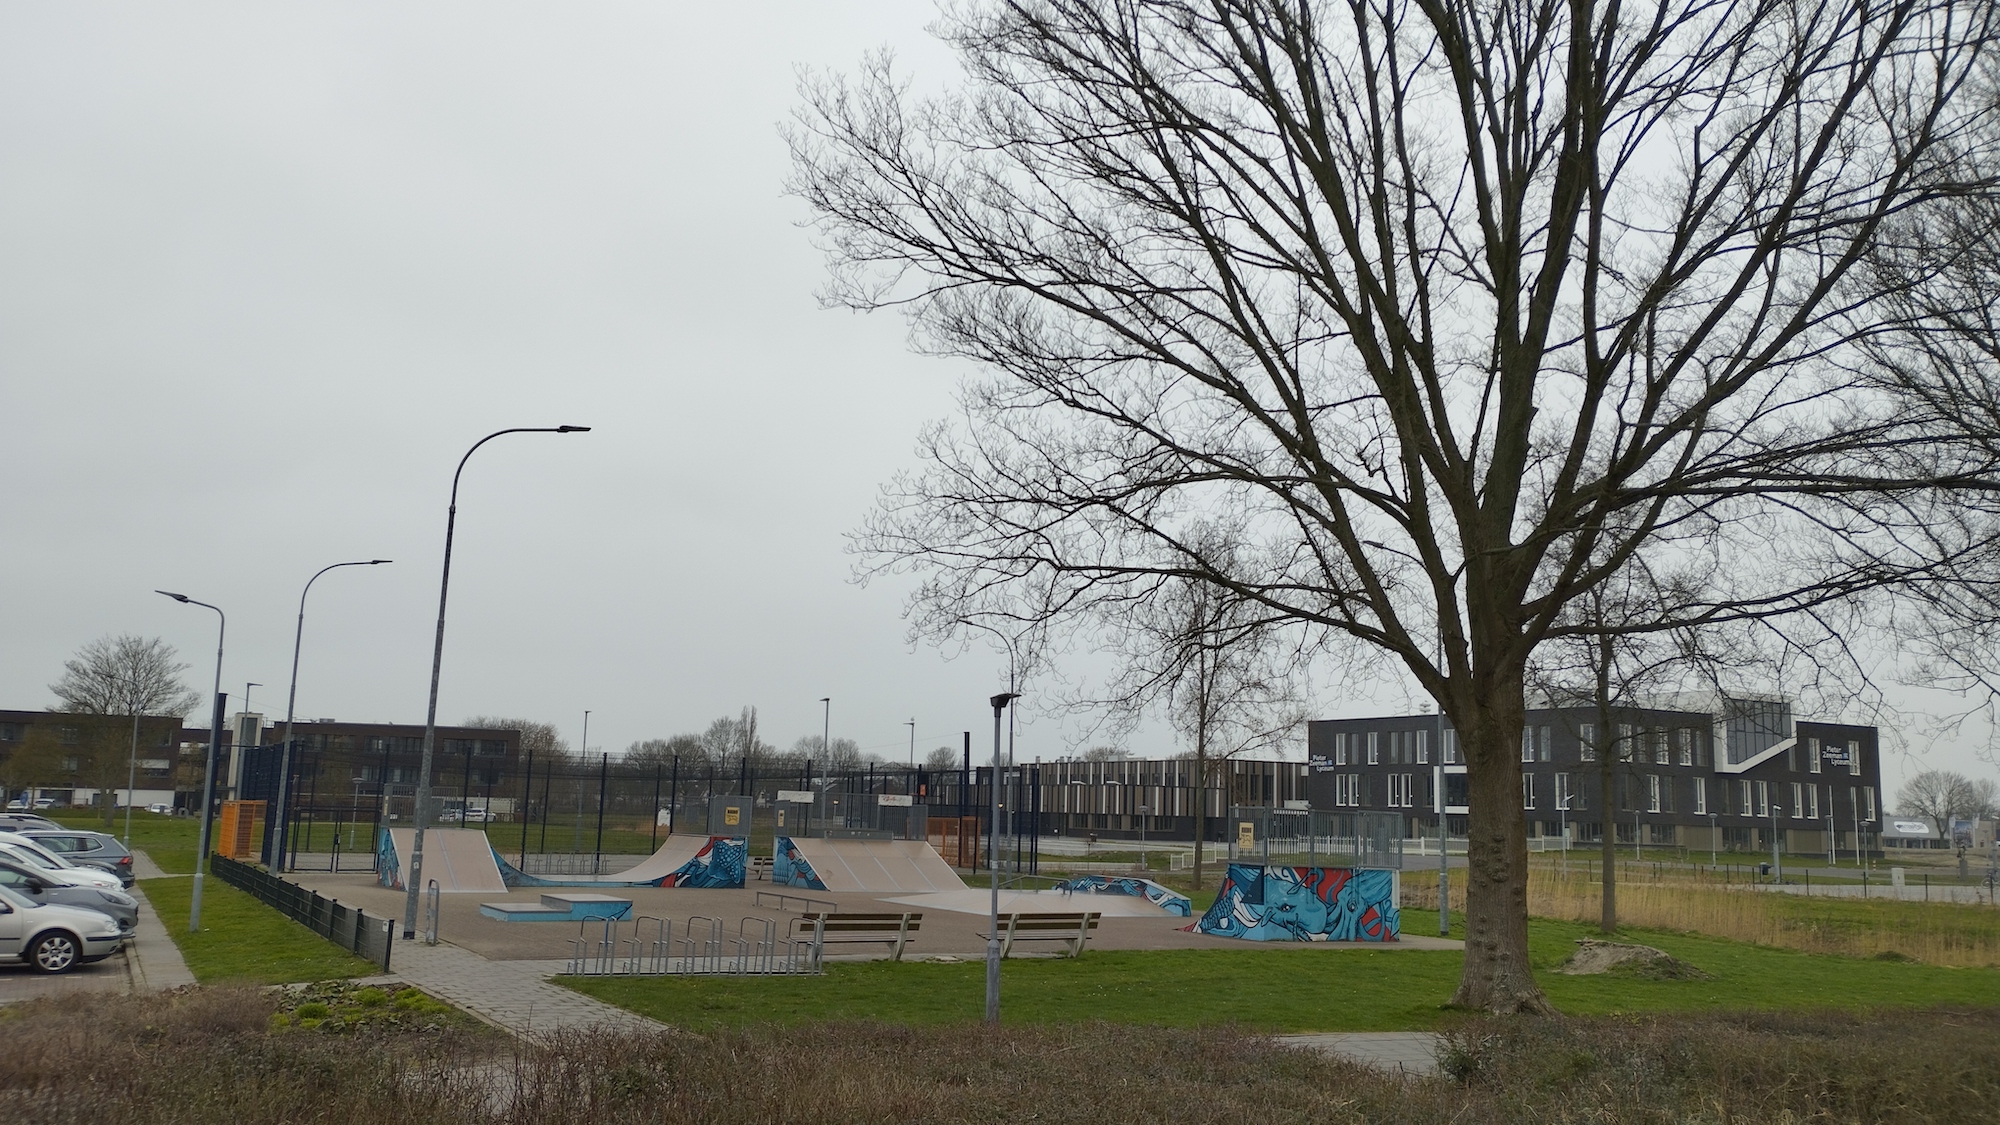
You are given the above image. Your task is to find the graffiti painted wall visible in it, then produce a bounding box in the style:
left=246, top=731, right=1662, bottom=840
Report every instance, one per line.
left=1193, top=865, right=1399, bottom=942
left=660, top=837, right=747, bottom=888
left=491, top=836, right=748, bottom=888
left=1054, top=874, right=1194, bottom=916
left=772, top=835, right=829, bottom=890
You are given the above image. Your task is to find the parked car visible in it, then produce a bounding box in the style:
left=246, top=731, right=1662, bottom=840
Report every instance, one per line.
left=20, top=830, right=135, bottom=886
left=145, top=803, right=171, bottom=815
left=0, top=882, right=124, bottom=973
left=0, top=859, right=137, bottom=932
left=0, top=834, right=124, bottom=890
left=0, top=813, right=60, bottom=833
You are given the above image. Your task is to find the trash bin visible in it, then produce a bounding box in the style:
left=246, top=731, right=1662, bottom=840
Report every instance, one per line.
left=1757, top=862, right=1771, bottom=876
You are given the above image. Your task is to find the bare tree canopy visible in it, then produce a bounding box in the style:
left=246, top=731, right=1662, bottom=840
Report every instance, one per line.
left=464, top=717, right=566, bottom=760
left=50, top=634, right=200, bottom=717
left=795, top=0, right=2000, bottom=1012
left=1898, top=768, right=1995, bottom=837
left=925, top=744, right=962, bottom=771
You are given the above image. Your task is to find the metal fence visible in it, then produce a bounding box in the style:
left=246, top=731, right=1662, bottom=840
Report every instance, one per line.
left=209, top=854, right=393, bottom=972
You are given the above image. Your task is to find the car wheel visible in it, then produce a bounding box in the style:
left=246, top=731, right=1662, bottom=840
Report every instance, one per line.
left=27, top=931, right=80, bottom=974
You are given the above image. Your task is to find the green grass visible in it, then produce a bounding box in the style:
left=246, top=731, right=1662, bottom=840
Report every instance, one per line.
left=561, top=918, right=2000, bottom=1032
left=46, top=808, right=376, bottom=984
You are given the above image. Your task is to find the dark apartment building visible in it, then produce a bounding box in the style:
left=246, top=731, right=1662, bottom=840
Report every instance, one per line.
left=205, top=719, right=525, bottom=820
left=0, top=708, right=185, bottom=807
left=1305, top=697, right=1882, bottom=855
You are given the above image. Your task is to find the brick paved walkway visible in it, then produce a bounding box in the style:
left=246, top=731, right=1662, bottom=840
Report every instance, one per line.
left=386, top=941, right=665, bottom=1036
left=1276, top=1032, right=1441, bottom=1075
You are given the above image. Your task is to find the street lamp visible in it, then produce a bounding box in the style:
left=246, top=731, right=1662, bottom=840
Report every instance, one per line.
left=156, top=590, right=224, bottom=933
left=272, top=560, right=391, bottom=871
left=402, top=425, right=591, bottom=938
left=906, top=718, right=916, bottom=770
left=986, top=690, right=1020, bottom=1024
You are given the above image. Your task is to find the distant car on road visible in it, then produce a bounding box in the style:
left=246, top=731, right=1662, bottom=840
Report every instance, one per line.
left=0, top=882, right=124, bottom=973
left=0, top=860, right=137, bottom=933
left=19, top=831, right=135, bottom=887
left=145, top=803, right=170, bottom=815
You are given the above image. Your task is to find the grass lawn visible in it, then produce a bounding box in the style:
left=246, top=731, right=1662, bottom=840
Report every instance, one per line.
left=46, top=809, right=377, bottom=983
left=562, top=917, right=2000, bottom=1032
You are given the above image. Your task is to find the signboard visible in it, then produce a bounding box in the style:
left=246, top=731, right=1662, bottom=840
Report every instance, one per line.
left=878, top=794, right=914, bottom=807
left=723, top=807, right=741, bottom=827
left=1237, top=821, right=1255, bottom=848
left=1820, top=743, right=1851, bottom=767
left=1283, top=799, right=1311, bottom=811
left=1890, top=820, right=1932, bottom=836
left=777, top=790, right=814, bottom=803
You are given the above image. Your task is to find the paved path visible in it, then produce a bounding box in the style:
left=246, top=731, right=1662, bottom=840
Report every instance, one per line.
left=1276, top=1031, right=1441, bottom=1076
left=385, top=941, right=665, bottom=1037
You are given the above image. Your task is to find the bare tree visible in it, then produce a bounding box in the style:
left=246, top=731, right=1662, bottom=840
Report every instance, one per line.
left=1079, top=745, right=1132, bottom=762
left=799, top=0, right=2000, bottom=1012
left=51, top=635, right=200, bottom=718
left=924, top=745, right=960, bottom=772
left=1899, top=768, right=1982, bottom=839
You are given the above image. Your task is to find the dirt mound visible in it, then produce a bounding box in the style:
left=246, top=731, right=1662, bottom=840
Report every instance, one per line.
left=1554, top=939, right=1713, bottom=981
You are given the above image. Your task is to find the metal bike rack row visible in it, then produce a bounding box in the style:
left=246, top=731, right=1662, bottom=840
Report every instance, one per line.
left=562, top=912, right=821, bottom=976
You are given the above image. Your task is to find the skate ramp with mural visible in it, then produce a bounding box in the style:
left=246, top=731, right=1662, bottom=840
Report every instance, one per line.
left=1053, top=874, right=1194, bottom=916
left=1193, top=864, right=1400, bottom=942
left=491, top=835, right=747, bottom=889
left=773, top=835, right=967, bottom=894
left=376, top=827, right=508, bottom=893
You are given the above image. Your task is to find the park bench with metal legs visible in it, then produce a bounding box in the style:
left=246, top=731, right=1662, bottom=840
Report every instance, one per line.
left=978, top=911, right=1101, bottom=958
left=789, top=912, right=923, bottom=962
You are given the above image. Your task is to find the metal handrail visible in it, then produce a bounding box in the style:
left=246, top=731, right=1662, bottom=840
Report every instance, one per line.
left=753, top=890, right=840, bottom=914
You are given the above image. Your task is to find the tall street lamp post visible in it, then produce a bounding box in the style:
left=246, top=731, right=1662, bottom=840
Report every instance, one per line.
left=273, top=559, right=391, bottom=871
left=985, top=691, right=1019, bottom=1024
left=402, top=425, right=590, bottom=938
left=157, top=590, right=224, bottom=933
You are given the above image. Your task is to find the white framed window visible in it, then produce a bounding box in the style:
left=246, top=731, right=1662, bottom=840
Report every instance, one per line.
left=1416, top=729, right=1429, bottom=765
left=1443, top=728, right=1460, bottom=764
left=1676, top=729, right=1693, bottom=766
left=1653, top=729, right=1669, bottom=765
left=1807, top=785, right=1820, bottom=820
left=1791, top=782, right=1805, bottom=819
left=1756, top=780, right=1770, bottom=817
left=1366, top=732, right=1379, bottom=765
left=1523, top=773, right=1537, bottom=809
left=1864, top=786, right=1877, bottom=821
left=1739, top=779, right=1753, bottom=816
left=1556, top=772, right=1573, bottom=811
left=1848, top=741, right=1862, bottom=777
left=1334, top=732, right=1349, bottom=767
left=1647, top=774, right=1662, bottom=813
left=1521, top=727, right=1534, bottom=763
left=1386, top=773, right=1415, bottom=809
left=1806, top=737, right=1821, bottom=774
left=1580, top=723, right=1598, bottom=762
left=1616, top=723, right=1634, bottom=761
left=1692, top=777, right=1707, bottom=815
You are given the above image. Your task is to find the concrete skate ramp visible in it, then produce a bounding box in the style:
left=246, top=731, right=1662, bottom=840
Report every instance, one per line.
left=493, top=835, right=747, bottom=889
left=786, top=837, right=967, bottom=894
left=377, top=827, right=507, bottom=893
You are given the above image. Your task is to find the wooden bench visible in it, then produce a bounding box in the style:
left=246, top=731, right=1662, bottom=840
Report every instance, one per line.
left=748, top=855, right=775, bottom=881
left=978, top=912, right=1100, bottom=958
left=790, top=912, right=923, bottom=961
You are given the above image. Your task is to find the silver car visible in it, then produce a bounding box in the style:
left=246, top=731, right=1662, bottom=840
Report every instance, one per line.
left=0, top=859, right=137, bottom=932
left=0, top=883, right=124, bottom=973
left=0, top=838, right=122, bottom=890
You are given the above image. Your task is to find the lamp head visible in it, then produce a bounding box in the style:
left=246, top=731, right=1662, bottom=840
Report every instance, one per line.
left=369, top=559, right=392, bottom=565
left=990, top=691, right=1022, bottom=711
left=155, top=590, right=190, bottom=603
left=556, top=425, right=591, bottom=433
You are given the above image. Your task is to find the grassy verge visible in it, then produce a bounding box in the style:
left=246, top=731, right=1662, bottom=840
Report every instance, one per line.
left=562, top=917, right=2000, bottom=1032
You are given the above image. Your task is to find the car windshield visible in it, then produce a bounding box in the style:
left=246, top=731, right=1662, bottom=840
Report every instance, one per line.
left=0, top=843, right=69, bottom=874
left=0, top=882, right=40, bottom=910
left=0, top=836, right=76, bottom=869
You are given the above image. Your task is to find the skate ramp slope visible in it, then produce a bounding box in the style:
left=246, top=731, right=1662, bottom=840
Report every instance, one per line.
left=773, top=835, right=966, bottom=894
left=492, top=835, right=747, bottom=888
left=376, top=827, right=508, bottom=893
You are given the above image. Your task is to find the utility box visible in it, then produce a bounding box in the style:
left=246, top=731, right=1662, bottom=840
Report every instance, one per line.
left=217, top=800, right=266, bottom=861
left=707, top=795, right=752, bottom=836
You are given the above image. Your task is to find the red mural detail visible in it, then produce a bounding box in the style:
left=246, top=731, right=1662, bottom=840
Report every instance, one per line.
left=1296, top=866, right=1353, bottom=904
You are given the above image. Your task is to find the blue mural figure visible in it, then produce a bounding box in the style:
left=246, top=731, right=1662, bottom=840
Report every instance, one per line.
left=662, top=837, right=748, bottom=888
left=376, top=827, right=400, bottom=889
left=1194, top=864, right=1399, bottom=942
left=771, top=835, right=829, bottom=890
left=1053, top=874, right=1194, bottom=916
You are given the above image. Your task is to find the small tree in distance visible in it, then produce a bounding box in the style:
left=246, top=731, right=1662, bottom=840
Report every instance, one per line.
left=50, top=635, right=201, bottom=826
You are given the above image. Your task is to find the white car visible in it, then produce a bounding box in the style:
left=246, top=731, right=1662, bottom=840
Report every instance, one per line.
left=0, top=834, right=123, bottom=890
left=0, top=882, right=124, bottom=973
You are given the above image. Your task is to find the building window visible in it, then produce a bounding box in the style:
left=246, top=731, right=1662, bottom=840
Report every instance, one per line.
left=1864, top=786, right=1877, bottom=821
left=1416, top=729, right=1429, bottom=765
left=1538, top=727, right=1552, bottom=762
left=59, top=727, right=80, bottom=745
left=1756, top=780, right=1770, bottom=817
left=1387, top=773, right=1415, bottom=809
left=1806, top=785, right=1820, bottom=820
left=1676, top=729, right=1693, bottom=766
left=1366, top=732, right=1379, bottom=766
left=1443, top=729, right=1460, bottom=764
left=1791, top=782, right=1805, bottom=818
left=1616, top=723, right=1634, bottom=761
left=1335, top=774, right=1359, bottom=807
left=1848, top=741, right=1862, bottom=777
left=1580, top=723, right=1597, bottom=762
left=1523, top=773, right=1537, bottom=809
left=1647, top=775, right=1662, bottom=813
left=1556, top=772, right=1573, bottom=811
left=1695, top=732, right=1709, bottom=768
left=1521, top=727, right=1534, bottom=763
left=1806, top=737, right=1821, bottom=773
left=1334, top=733, right=1349, bottom=767
left=1652, top=729, right=1669, bottom=765
left=1692, top=777, right=1707, bottom=815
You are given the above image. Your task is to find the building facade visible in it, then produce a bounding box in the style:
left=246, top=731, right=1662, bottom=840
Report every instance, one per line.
left=1306, top=698, right=1883, bottom=855
left=0, top=709, right=184, bottom=809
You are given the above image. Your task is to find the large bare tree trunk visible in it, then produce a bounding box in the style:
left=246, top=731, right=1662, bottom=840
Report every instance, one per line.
left=1448, top=677, right=1555, bottom=1015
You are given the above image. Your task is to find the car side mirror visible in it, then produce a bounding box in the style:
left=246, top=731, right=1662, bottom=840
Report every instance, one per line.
left=24, top=881, right=43, bottom=894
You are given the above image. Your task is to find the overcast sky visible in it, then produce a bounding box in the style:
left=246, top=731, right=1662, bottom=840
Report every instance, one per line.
left=0, top=3, right=1989, bottom=795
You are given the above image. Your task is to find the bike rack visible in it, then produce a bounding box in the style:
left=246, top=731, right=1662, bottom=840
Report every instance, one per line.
left=422, top=879, right=440, bottom=945
left=676, top=914, right=724, bottom=974
left=622, top=915, right=672, bottom=974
